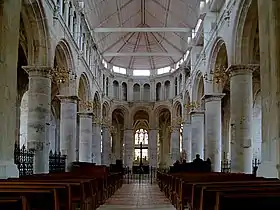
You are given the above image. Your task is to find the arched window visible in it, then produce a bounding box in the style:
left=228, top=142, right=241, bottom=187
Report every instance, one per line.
left=156, top=82, right=161, bottom=101
left=134, top=129, right=149, bottom=161
left=113, top=80, right=119, bottom=99
left=143, top=84, right=150, bottom=101
left=133, top=84, right=140, bottom=101
left=122, top=82, right=127, bottom=101
left=106, top=77, right=109, bottom=96
left=134, top=129, right=148, bottom=145
left=164, top=80, right=170, bottom=100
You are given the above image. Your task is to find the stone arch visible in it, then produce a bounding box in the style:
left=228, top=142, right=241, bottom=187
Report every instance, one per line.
left=21, top=1, right=50, bottom=65
left=111, top=107, right=128, bottom=160
left=133, top=110, right=150, bottom=131
left=233, top=0, right=259, bottom=64
left=208, top=38, right=229, bottom=92
left=192, top=71, right=205, bottom=107
left=157, top=108, right=171, bottom=167
left=102, top=101, right=110, bottom=122
left=78, top=73, right=91, bottom=111
left=154, top=105, right=172, bottom=117
left=93, top=91, right=101, bottom=121
left=54, top=39, right=75, bottom=72
left=111, top=105, right=129, bottom=124
left=183, top=91, right=191, bottom=121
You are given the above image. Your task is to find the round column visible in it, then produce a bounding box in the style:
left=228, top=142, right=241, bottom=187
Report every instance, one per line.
left=57, top=95, right=78, bottom=168
left=102, top=126, right=111, bottom=165
left=229, top=64, right=256, bottom=173
left=203, top=93, right=225, bottom=171
left=24, top=66, right=52, bottom=174
left=149, top=129, right=158, bottom=167
left=0, top=0, right=22, bottom=178
left=92, top=122, right=102, bottom=164
left=190, top=111, right=205, bottom=160
left=182, top=122, right=192, bottom=162
left=170, top=127, right=180, bottom=164
left=78, top=112, right=93, bottom=162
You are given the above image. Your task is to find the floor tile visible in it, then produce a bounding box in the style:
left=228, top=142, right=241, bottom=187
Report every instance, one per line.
left=97, top=183, right=175, bottom=209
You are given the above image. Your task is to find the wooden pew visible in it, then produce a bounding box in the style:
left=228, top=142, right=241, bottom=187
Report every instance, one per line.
left=157, top=171, right=280, bottom=210
left=0, top=163, right=122, bottom=210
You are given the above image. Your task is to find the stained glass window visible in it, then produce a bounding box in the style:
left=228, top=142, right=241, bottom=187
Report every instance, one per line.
left=134, top=129, right=148, bottom=145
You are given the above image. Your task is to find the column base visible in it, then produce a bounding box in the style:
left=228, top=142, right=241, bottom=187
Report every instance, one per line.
left=257, top=161, right=278, bottom=178
left=0, top=161, right=19, bottom=179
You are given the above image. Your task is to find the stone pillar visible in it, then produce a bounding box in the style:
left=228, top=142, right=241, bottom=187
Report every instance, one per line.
left=69, top=8, right=74, bottom=34
left=78, top=112, right=93, bottom=162
left=257, top=0, right=280, bottom=178
left=0, top=0, right=22, bottom=178
left=182, top=122, right=192, bottom=162
left=170, top=127, right=180, bottom=164
left=64, top=0, right=70, bottom=26
left=23, top=66, right=52, bottom=174
left=92, top=123, right=101, bottom=164
left=114, top=128, right=121, bottom=160
left=102, top=126, right=111, bottom=165
left=190, top=111, right=204, bottom=160
left=57, top=95, right=78, bottom=168
left=124, top=129, right=133, bottom=168
left=149, top=129, right=158, bottom=167
left=229, top=65, right=256, bottom=173
left=203, top=93, right=225, bottom=172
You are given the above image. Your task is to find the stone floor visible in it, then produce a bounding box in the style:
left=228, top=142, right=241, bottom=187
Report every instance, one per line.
left=97, top=184, right=175, bottom=209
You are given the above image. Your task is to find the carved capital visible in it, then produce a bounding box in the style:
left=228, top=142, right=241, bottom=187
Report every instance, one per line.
left=23, top=66, right=52, bottom=79
left=202, top=93, right=225, bottom=103
left=77, top=112, right=93, bottom=118
left=226, top=64, right=259, bottom=77
left=57, top=95, right=80, bottom=103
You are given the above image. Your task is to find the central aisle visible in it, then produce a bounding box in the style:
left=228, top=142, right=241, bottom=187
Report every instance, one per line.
left=97, top=184, right=175, bottom=209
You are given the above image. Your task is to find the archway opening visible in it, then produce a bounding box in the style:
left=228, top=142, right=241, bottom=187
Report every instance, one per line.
left=158, top=108, right=171, bottom=168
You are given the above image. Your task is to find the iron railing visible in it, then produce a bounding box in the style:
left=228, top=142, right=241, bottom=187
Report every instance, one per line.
left=14, top=144, right=34, bottom=177
left=221, top=159, right=231, bottom=173
left=49, top=150, right=67, bottom=172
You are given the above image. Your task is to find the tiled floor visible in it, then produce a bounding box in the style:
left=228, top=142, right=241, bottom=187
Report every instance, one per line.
left=97, top=184, right=175, bottom=209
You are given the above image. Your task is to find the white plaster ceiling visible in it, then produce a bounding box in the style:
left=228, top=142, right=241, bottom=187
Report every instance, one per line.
left=85, top=0, right=200, bottom=70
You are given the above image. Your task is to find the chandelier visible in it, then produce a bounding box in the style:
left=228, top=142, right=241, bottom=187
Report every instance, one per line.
left=185, top=101, right=200, bottom=110
left=203, top=65, right=228, bottom=84
left=52, top=66, right=70, bottom=84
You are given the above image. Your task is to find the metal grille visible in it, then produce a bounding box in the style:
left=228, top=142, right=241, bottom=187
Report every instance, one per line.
left=221, top=159, right=231, bottom=173
left=49, top=150, right=66, bottom=173
left=14, top=144, right=34, bottom=176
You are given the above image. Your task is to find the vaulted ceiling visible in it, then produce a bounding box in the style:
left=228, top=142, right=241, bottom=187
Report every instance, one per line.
left=85, top=0, right=200, bottom=70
